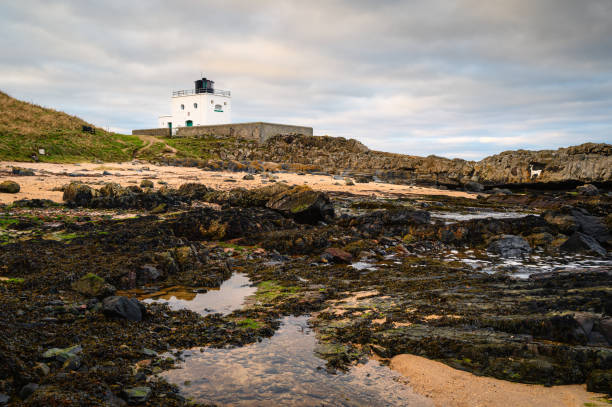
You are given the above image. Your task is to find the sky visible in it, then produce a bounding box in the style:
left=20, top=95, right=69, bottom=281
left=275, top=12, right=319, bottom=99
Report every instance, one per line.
left=1, top=0, right=611, bottom=160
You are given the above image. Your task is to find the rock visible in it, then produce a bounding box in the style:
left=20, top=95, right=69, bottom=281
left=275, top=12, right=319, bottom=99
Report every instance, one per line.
left=140, top=179, right=154, bottom=188
left=102, top=170, right=111, bottom=176
left=34, top=362, right=50, bottom=377
left=122, top=386, right=151, bottom=405
left=464, top=181, right=484, bottom=192
left=103, top=296, right=146, bottom=321
left=266, top=185, right=334, bottom=224
left=62, top=182, right=94, bottom=205
left=323, top=248, right=353, bottom=263
left=150, top=203, right=167, bottom=214
left=525, top=232, right=554, bottom=248
left=487, top=235, right=531, bottom=258
left=570, top=209, right=611, bottom=244
left=243, top=174, right=255, bottom=180
left=560, top=232, right=607, bottom=257
left=19, top=383, right=39, bottom=400
left=576, top=183, right=599, bottom=196
left=345, top=178, right=355, bottom=186
left=587, top=369, right=612, bottom=394
left=11, top=167, right=35, bottom=176
left=573, top=312, right=595, bottom=336
left=138, top=265, right=161, bottom=283
left=177, top=183, right=209, bottom=200
left=99, top=183, right=129, bottom=198
left=0, top=180, right=20, bottom=193
left=600, top=318, right=612, bottom=344
left=43, top=345, right=82, bottom=363
left=71, top=273, right=116, bottom=297
left=0, top=394, right=8, bottom=404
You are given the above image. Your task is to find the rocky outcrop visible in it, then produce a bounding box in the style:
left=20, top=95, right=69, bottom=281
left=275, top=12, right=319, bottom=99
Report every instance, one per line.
left=172, top=134, right=611, bottom=187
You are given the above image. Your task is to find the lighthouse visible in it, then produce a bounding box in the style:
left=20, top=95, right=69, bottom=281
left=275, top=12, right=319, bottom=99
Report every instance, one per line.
left=158, top=77, right=231, bottom=130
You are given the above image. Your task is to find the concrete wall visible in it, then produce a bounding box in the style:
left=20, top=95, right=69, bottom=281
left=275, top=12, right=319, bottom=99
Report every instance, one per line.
left=132, top=122, right=313, bottom=143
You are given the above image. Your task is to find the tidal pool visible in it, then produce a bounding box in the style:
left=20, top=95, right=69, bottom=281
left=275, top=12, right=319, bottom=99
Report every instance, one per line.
left=138, top=273, right=257, bottom=315
left=161, top=316, right=432, bottom=407
left=431, top=210, right=531, bottom=222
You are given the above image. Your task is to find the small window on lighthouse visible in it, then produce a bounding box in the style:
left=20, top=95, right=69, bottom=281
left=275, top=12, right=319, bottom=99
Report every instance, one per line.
left=224, top=102, right=227, bottom=105
left=214, top=104, right=223, bottom=112
left=211, top=100, right=214, bottom=104
left=193, top=103, right=198, bottom=109
left=181, top=104, right=184, bottom=110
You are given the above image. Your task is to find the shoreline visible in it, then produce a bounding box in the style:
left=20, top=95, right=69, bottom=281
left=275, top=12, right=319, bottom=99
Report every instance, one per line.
left=0, top=161, right=476, bottom=204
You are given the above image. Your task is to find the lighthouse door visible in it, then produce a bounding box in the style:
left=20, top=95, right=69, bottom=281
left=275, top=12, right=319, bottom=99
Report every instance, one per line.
left=185, top=120, right=193, bottom=127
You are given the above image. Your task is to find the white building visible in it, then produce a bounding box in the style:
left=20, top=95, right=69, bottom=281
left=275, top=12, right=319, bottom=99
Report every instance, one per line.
left=158, top=78, right=231, bottom=130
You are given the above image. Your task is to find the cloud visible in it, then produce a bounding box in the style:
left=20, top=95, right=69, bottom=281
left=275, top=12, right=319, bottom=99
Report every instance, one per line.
left=0, top=0, right=611, bottom=160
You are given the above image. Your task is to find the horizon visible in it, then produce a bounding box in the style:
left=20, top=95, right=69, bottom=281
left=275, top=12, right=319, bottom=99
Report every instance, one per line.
left=1, top=1, right=611, bottom=160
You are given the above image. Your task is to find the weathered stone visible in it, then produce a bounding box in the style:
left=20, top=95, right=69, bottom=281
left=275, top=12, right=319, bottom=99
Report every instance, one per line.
left=139, top=179, right=154, bottom=188
left=42, top=345, right=82, bottom=363
left=487, top=235, right=531, bottom=258
left=587, top=369, right=612, bottom=394
left=243, top=174, right=255, bottom=180
left=323, top=248, right=353, bottom=264
left=0, top=180, right=20, bottom=194
left=103, top=296, right=146, bottom=321
left=99, top=183, right=129, bottom=198
left=62, top=182, right=94, bottom=205
left=122, top=386, right=151, bottom=404
left=71, top=273, right=116, bottom=298
left=34, top=362, right=50, bottom=377
left=266, top=185, right=334, bottom=224
left=560, top=232, right=607, bottom=257
left=576, top=183, right=599, bottom=196
left=19, top=383, right=39, bottom=400
left=11, top=167, right=35, bottom=176
left=464, top=181, right=484, bottom=192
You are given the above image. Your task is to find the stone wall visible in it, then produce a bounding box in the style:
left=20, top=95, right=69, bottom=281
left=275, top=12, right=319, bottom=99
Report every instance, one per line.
left=132, top=122, right=312, bottom=143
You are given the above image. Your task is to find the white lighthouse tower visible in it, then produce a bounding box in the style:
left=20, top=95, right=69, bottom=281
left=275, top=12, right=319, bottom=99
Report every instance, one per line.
left=158, top=77, right=231, bottom=130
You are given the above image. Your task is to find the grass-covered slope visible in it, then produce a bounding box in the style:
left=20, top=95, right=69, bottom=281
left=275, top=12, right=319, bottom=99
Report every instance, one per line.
left=0, top=90, right=143, bottom=162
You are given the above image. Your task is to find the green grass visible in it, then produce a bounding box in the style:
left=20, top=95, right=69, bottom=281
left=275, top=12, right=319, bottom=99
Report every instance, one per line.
left=236, top=318, right=262, bottom=330
left=0, top=90, right=144, bottom=162
left=164, top=135, right=238, bottom=160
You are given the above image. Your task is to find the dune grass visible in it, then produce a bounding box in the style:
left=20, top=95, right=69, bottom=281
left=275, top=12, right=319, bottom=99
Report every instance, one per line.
left=0, top=90, right=143, bottom=162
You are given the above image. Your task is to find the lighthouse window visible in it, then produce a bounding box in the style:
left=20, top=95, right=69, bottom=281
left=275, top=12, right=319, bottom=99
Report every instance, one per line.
left=224, top=102, right=227, bottom=105
left=211, top=100, right=214, bottom=104
left=193, top=103, right=198, bottom=109
left=180, top=104, right=184, bottom=110
left=214, top=104, right=223, bottom=112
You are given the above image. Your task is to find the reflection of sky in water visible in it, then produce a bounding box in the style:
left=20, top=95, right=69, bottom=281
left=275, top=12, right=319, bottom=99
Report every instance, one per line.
left=162, top=316, right=432, bottom=407
left=141, top=273, right=256, bottom=315
left=431, top=210, right=531, bottom=223
left=450, top=253, right=612, bottom=279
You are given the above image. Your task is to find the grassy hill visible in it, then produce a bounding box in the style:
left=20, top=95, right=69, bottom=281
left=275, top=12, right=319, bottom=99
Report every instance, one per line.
left=0, top=90, right=143, bottom=162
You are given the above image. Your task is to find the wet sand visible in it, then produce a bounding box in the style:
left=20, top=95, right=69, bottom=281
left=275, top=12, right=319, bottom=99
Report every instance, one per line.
left=0, top=161, right=475, bottom=204
left=390, top=354, right=608, bottom=407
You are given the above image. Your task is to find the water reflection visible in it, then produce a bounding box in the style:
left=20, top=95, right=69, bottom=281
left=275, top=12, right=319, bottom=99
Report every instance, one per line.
left=162, top=316, right=432, bottom=407
left=140, top=273, right=256, bottom=316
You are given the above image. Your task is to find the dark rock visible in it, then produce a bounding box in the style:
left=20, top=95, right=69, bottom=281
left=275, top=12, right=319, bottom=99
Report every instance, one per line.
left=323, top=248, right=353, bottom=264
left=464, top=181, right=484, bottom=192
left=102, top=296, right=146, bottom=321
left=138, top=265, right=161, bottom=283
left=576, top=183, right=599, bottom=196
left=560, top=232, right=607, bottom=257
left=587, top=369, right=612, bottom=394
left=487, top=235, right=531, bottom=258
left=71, top=273, right=116, bottom=298
left=601, top=318, right=612, bottom=344
left=266, top=185, right=334, bottom=224
left=177, top=183, right=209, bottom=200
left=42, top=345, right=82, bottom=363
left=62, top=182, right=95, bottom=205
left=12, top=167, right=35, bottom=176
left=0, top=180, right=20, bottom=193
left=140, top=179, right=154, bottom=188
left=243, top=174, right=255, bottom=180
left=0, top=394, right=8, bottom=404
left=122, top=386, right=151, bottom=404
left=570, top=209, right=611, bottom=244
left=19, top=383, right=39, bottom=400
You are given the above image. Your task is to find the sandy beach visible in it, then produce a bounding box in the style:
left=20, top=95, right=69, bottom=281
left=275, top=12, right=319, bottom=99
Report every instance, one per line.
left=0, top=161, right=476, bottom=204
left=390, top=354, right=608, bottom=407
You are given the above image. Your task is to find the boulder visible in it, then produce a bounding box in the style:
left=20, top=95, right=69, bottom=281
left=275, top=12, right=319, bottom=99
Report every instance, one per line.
left=140, top=179, right=154, bottom=188
left=42, top=345, right=82, bottom=363
left=0, top=180, right=20, bottom=194
left=19, top=383, right=39, bottom=400
left=102, top=296, right=146, bottom=322
left=177, top=183, right=209, bottom=200
left=266, top=185, right=334, bottom=224
left=243, top=174, right=255, bottom=180
left=322, top=248, right=353, bottom=264
left=587, top=369, right=612, bottom=394
left=570, top=209, right=611, bottom=244
left=71, top=273, right=116, bottom=298
left=11, top=167, right=35, bottom=176
left=487, top=235, right=531, bottom=258
left=122, top=386, right=151, bottom=405
left=560, top=232, right=607, bottom=257
left=464, top=181, right=484, bottom=192
left=62, top=182, right=94, bottom=205
left=99, top=183, right=129, bottom=198
left=576, top=183, right=599, bottom=196
left=600, top=318, right=612, bottom=344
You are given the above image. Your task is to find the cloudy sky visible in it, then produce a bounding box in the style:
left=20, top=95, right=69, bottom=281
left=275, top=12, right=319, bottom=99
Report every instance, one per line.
left=1, top=1, right=611, bottom=159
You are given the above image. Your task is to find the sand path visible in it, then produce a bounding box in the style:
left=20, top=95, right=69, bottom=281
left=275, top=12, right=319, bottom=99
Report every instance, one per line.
left=390, top=354, right=608, bottom=407
left=0, top=161, right=475, bottom=204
